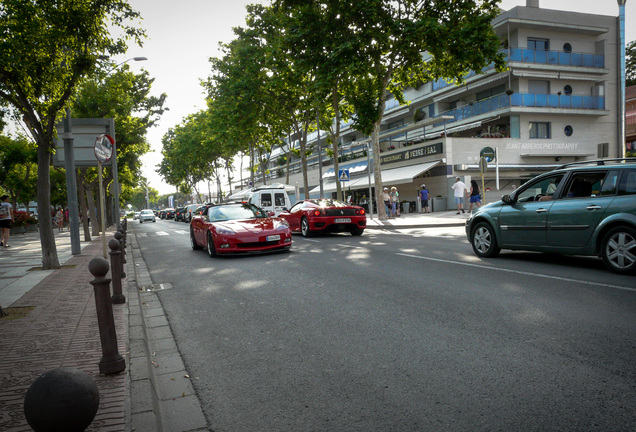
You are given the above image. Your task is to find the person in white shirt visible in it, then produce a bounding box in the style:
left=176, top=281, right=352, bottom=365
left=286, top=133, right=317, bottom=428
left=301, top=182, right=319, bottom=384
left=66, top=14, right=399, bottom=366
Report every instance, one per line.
left=0, top=195, right=14, bottom=248
left=451, top=177, right=467, bottom=214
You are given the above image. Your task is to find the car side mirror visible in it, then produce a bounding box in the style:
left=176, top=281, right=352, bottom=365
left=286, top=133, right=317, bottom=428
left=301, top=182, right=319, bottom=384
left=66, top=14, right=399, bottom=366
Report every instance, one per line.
left=268, top=211, right=275, bottom=217
left=502, top=194, right=513, bottom=204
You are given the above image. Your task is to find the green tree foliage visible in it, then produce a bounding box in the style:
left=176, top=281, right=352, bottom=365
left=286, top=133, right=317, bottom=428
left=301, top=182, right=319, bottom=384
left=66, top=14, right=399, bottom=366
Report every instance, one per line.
left=72, top=64, right=167, bottom=203
left=0, top=0, right=145, bottom=269
left=0, top=134, right=37, bottom=207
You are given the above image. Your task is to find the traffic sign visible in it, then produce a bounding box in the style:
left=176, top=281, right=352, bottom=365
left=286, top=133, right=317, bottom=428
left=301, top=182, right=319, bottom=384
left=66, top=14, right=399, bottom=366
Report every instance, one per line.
left=94, top=134, right=114, bottom=163
left=479, top=157, right=488, bottom=174
left=480, top=146, right=496, bottom=162
left=338, top=169, right=350, bottom=182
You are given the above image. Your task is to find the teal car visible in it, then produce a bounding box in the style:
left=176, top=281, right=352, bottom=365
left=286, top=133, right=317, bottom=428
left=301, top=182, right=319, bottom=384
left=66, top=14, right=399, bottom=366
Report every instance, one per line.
left=466, top=159, right=636, bottom=274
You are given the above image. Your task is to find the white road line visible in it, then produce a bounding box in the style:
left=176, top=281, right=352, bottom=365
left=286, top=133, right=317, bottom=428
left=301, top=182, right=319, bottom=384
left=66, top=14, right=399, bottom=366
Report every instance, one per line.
left=303, top=238, right=321, bottom=243
left=136, top=233, right=147, bottom=237
left=174, top=230, right=188, bottom=235
left=396, top=253, right=636, bottom=293
left=155, top=231, right=169, bottom=236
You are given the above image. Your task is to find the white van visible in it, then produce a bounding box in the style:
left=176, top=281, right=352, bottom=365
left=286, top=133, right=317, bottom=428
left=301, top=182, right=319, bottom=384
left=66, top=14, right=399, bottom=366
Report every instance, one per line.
left=226, top=185, right=291, bottom=216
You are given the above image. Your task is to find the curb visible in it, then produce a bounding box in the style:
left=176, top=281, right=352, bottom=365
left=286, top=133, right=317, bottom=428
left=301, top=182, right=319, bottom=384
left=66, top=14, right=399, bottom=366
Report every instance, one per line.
left=127, top=229, right=207, bottom=432
left=365, top=222, right=465, bottom=230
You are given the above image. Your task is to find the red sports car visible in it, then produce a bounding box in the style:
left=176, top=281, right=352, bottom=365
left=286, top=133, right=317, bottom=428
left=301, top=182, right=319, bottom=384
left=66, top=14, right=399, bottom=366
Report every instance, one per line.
left=278, top=199, right=366, bottom=237
left=190, top=203, right=292, bottom=256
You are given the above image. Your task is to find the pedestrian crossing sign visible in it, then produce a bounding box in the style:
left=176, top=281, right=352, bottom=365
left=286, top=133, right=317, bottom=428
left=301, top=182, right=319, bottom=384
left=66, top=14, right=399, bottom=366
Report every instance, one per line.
left=338, top=169, right=350, bottom=182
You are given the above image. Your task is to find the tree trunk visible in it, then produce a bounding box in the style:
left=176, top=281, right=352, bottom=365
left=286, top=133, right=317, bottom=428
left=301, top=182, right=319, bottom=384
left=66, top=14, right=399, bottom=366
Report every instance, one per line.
left=86, top=183, right=100, bottom=236
left=331, top=88, right=343, bottom=202
left=36, top=142, right=60, bottom=269
left=372, top=121, right=386, bottom=220
left=76, top=169, right=91, bottom=242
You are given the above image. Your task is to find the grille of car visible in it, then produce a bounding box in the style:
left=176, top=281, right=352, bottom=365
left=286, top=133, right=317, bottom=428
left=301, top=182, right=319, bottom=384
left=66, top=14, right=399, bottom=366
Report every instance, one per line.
left=325, top=209, right=356, bottom=216
left=237, top=240, right=280, bottom=248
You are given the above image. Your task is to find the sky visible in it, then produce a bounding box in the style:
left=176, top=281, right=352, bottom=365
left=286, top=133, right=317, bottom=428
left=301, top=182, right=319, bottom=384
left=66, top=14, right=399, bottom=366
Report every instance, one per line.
left=123, top=0, right=636, bottom=196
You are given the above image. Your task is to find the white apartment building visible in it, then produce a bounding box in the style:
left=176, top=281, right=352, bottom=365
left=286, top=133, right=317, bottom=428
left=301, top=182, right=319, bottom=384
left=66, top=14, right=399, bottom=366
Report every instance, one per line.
left=247, top=0, right=622, bottom=212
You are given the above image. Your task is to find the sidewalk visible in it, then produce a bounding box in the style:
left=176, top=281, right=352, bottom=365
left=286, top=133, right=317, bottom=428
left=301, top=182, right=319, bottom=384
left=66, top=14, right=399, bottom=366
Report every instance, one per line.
left=0, top=210, right=467, bottom=431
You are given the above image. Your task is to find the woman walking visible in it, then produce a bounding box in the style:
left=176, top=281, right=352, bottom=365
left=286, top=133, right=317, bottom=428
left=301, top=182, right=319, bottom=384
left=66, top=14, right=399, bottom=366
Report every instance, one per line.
left=468, top=180, right=482, bottom=212
left=0, top=195, right=14, bottom=248
left=55, top=207, right=64, bottom=232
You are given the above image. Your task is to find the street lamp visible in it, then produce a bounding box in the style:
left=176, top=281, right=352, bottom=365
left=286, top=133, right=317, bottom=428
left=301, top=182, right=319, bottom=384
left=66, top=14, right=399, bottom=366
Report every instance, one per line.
left=108, top=56, right=147, bottom=225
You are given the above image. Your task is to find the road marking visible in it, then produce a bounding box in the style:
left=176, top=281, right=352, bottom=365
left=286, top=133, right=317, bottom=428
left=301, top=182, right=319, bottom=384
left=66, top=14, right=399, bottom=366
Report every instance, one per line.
left=174, top=230, right=188, bottom=235
left=303, top=238, right=321, bottom=243
left=155, top=231, right=169, bottom=236
left=396, top=253, right=636, bottom=293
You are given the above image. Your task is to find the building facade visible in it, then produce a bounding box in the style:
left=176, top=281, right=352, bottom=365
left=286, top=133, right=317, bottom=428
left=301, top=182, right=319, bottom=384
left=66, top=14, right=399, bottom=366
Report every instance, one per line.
left=245, top=1, right=622, bottom=213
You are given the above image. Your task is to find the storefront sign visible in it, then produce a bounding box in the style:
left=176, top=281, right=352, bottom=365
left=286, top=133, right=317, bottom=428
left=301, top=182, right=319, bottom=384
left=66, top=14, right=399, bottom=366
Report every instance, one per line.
left=380, top=142, right=443, bottom=165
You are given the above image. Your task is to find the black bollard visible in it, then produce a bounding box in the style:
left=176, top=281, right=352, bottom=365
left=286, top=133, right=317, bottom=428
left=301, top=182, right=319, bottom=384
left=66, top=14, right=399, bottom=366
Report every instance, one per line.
left=24, top=367, right=99, bottom=432
left=114, top=231, right=126, bottom=278
left=89, top=258, right=126, bottom=375
left=108, top=239, right=126, bottom=304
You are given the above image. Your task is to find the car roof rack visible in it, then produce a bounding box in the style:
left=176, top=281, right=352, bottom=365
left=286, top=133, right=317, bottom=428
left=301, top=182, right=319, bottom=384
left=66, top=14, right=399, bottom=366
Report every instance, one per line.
left=556, top=158, right=636, bottom=170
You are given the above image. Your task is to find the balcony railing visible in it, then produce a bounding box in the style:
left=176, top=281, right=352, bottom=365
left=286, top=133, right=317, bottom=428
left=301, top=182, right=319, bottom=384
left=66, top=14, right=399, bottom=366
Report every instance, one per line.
left=432, top=92, right=605, bottom=124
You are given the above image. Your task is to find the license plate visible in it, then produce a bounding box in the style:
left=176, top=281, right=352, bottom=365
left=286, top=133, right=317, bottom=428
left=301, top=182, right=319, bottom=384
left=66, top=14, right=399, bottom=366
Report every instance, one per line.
left=334, top=218, right=351, bottom=223
left=267, top=235, right=281, bottom=241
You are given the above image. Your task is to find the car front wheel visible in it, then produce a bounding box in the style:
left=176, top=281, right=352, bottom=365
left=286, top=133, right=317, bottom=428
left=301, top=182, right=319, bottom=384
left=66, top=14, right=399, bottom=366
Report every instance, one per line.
left=301, top=217, right=312, bottom=237
left=601, top=226, right=636, bottom=274
left=207, top=233, right=217, bottom=257
left=190, top=229, right=202, bottom=250
left=471, top=222, right=500, bottom=258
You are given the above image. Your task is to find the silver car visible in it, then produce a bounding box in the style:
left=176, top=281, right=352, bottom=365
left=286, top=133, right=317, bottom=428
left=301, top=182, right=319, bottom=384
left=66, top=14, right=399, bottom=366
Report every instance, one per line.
left=139, top=209, right=156, bottom=223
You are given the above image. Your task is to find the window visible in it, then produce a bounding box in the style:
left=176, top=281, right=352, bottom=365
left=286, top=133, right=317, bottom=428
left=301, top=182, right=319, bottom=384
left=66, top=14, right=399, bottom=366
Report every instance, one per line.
left=563, top=172, right=608, bottom=198
left=516, top=174, right=564, bottom=202
left=528, top=38, right=549, bottom=51
left=564, top=85, right=572, bottom=95
left=619, top=170, right=636, bottom=195
left=564, top=125, right=573, bottom=137
left=600, top=171, right=619, bottom=196
left=529, top=122, right=551, bottom=139
left=274, top=193, right=286, bottom=206
left=563, top=43, right=572, bottom=53
left=260, top=193, right=272, bottom=207
left=528, top=80, right=550, bottom=94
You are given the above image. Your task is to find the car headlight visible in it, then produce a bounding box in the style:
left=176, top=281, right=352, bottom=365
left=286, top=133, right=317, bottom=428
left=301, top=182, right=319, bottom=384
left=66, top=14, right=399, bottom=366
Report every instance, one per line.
left=275, top=221, right=289, bottom=230
left=215, top=226, right=235, bottom=235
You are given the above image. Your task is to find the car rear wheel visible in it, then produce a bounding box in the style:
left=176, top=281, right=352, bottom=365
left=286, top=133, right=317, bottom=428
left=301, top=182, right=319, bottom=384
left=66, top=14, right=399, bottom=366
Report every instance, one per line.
left=471, top=222, right=500, bottom=258
left=601, top=226, right=636, bottom=274
left=301, top=217, right=312, bottom=237
left=207, top=233, right=217, bottom=257
left=350, top=227, right=364, bottom=236
left=190, top=229, right=202, bottom=250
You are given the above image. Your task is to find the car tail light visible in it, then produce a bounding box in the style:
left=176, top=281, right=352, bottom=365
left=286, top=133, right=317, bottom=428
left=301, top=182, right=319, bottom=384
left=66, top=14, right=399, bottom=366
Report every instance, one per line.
left=356, top=209, right=365, bottom=215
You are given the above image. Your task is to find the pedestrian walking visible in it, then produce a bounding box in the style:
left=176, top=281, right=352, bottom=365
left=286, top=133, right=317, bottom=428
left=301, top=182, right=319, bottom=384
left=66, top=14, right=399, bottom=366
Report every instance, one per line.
left=468, top=180, right=482, bottom=212
left=55, top=207, right=64, bottom=232
left=382, top=187, right=391, bottom=217
left=451, top=177, right=467, bottom=214
left=0, top=195, right=14, bottom=248
left=390, top=186, right=400, bottom=217
left=419, top=184, right=430, bottom=213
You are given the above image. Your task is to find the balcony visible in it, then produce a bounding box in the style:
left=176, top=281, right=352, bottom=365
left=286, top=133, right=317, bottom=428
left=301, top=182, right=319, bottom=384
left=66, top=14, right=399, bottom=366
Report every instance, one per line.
left=509, top=48, right=604, bottom=68
left=432, top=93, right=605, bottom=124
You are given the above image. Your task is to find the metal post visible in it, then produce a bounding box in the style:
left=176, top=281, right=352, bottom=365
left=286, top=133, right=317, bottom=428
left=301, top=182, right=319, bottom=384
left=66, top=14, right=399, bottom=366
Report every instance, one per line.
left=115, top=230, right=126, bottom=279
left=88, top=257, right=125, bottom=375
left=98, top=161, right=107, bottom=259
left=618, top=0, right=627, bottom=158
left=63, top=108, right=81, bottom=255
left=109, top=119, right=121, bottom=226
left=367, top=142, right=373, bottom=218
left=108, top=239, right=125, bottom=304
left=316, top=110, right=324, bottom=198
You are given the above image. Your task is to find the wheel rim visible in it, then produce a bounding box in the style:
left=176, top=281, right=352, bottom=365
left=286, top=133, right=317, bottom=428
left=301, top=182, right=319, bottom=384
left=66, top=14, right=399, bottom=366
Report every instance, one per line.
left=605, top=231, right=636, bottom=270
left=190, top=232, right=196, bottom=248
left=207, top=235, right=214, bottom=255
left=301, top=219, right=309, bottom=236
left=474, top=226, right=492, bottom=254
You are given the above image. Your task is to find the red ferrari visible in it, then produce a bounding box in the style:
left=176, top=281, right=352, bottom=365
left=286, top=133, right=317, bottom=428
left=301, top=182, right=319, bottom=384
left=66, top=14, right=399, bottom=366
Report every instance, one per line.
left=278, top=199, right=366, bottom=237
left=190, top=203, right=292, bottom=256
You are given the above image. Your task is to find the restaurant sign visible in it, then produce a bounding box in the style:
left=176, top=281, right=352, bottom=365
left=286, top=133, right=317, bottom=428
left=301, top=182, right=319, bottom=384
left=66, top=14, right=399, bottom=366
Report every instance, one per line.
left=380, top=142, right=443, bottom=165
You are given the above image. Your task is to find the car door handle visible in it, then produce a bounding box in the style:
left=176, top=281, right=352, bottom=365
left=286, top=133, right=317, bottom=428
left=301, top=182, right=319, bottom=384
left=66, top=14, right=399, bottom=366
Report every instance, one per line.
left=586, top=205, right=602, bottom=211
left=535, top=208, right=548, bottom=214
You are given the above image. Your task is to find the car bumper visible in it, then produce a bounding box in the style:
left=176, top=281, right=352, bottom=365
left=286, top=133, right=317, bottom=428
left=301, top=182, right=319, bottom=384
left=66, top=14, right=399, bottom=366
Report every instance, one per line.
left=308, top=217, right=366, bottom=232
left=213, top=234, right=292, bottom=254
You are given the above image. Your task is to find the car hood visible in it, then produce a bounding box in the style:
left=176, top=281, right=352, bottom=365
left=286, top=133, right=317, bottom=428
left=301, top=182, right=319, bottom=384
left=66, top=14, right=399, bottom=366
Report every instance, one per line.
left=213, top=218, right=283, bottom=233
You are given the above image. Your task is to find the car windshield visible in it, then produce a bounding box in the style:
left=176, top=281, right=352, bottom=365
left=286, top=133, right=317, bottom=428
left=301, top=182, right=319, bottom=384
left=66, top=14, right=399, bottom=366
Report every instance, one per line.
left=140, top=210, right=152, bottom=215
left=307, top=199, right=347, bottom=207
left=207, top=204, right=269, bottom=222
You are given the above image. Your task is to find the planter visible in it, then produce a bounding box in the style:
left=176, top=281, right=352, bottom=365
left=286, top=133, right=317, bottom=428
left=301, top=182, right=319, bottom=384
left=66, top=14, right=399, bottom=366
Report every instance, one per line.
left=10, top=224, right=38, bottom=235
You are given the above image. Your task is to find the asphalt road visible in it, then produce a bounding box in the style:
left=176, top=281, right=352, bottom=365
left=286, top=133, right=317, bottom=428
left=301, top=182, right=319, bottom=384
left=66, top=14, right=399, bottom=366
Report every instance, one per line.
left=133, top=218, right=636, bottom=432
